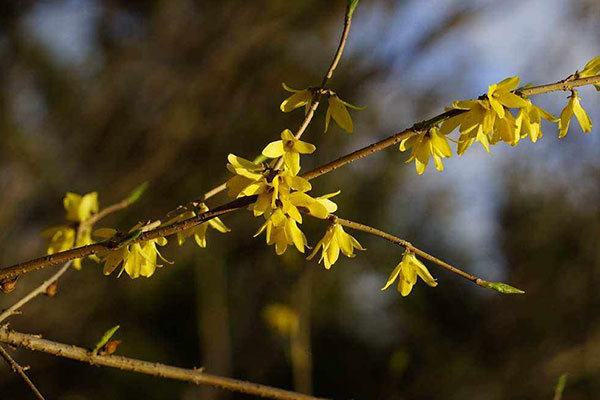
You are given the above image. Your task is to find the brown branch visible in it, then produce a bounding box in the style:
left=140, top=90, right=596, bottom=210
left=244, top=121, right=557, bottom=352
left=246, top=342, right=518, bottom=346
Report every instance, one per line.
left=209, top=3, right=356, bottom=195
left=332, top=216, right=488, bottom=288
left=0, top=328, right=328, bottom=400
left=0, top=262, right=72, bottom=324
left=301, top=75, right=600, bottom=181
left=0, top=344, right=46, bottom=400
left=2, top=73, right=599, bottom=283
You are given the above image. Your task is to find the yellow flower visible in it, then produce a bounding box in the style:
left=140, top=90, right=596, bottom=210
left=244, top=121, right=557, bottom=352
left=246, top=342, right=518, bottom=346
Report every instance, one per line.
left=491, top=108, right=519, bottom=146
left=307, top=223, right=364, bottom=269
left=43, top=191, right=100, bottom=270
left=578, top=56, right=600, bottom=78
left=263, top=304, right=299, bottom=337
left=515, top=100, right=557, bottom=143
left=486, top=76, right=529, bottom=119
left=64, top=192, right=98, bottom=222
left=254, top=208, right=308, bottom=255
left=578, top=56, right=600, bottom=91
left=440, top=99, right=496, bottom=154
left=558, top=90, right=593, bottom=138
left=167, top=203, right=230, bottom=248
left=280, top=83, right=313, bottom=113
left=381, top=250, right=437, bottom=296
left=325, top=94, right=365, bottom=133
left=262, top=129, right=316, bottom=175
left=400, top=127, right=452, bottom=174
left=43, top=226, right=75, bottom=255
left=96, top=224, right=170, bottom=279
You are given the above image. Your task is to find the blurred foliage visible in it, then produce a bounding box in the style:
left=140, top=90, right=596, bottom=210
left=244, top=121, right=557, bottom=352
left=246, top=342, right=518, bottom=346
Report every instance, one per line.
left=0, top=0, right=599, bottom=399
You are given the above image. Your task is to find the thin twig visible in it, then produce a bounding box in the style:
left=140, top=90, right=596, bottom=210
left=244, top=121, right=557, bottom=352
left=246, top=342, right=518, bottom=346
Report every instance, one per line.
left=209, top=3, right=356, bottom=193
left=0, top=196, right=256, bottom=281
left=333, top=216, right=489, bottom=288
left=301, top=75, right=600, bottom=180
left=2, top=75, right=599, bottom=282
left=0, top=198, right=138, bottom=314
left=0, top=262, right=71, bottom=324
left=0, top=328, right=328, bottom=400
left=0, top=345, right=46, bottom=400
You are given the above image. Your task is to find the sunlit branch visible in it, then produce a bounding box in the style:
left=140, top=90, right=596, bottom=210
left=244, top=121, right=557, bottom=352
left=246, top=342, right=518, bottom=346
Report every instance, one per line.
left=0, top=328, right=328, bottom=400
left=332, top=216, right=523, bottom=293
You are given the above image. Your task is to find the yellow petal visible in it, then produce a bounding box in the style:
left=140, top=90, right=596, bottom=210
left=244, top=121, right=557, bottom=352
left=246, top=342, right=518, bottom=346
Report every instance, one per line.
left=381, top=262, right=402, bottom=291
left=262, top=141, right=285, bottom=158
left=572, top=97, right=593, bottom=133
left=328, top=96, right=354, bottom=133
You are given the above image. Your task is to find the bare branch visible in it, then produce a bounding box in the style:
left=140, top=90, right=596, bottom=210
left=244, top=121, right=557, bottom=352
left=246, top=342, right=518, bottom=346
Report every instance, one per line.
left=0, top=345, right=46, bottom=400
left=0, top=328, right=328, bottom=400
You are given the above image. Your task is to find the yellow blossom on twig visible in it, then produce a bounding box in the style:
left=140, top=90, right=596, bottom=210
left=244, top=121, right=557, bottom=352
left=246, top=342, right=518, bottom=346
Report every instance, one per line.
left=400, top=127, right=452, bottom=174
left=262, top=129, right=316, bottom=175
left=307, top=222, right=364, bottom=269
left=558, top=90, right=593, bottom=138
left=381, top=249, right=437, bottom=296
left=325, top=94, right=365, bottom=133
left=280, top=83, right=313, bottom=114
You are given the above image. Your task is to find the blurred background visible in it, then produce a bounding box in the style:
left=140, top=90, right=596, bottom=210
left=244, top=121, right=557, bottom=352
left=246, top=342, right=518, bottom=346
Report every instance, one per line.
left=0, top=0, right=599, bottom=399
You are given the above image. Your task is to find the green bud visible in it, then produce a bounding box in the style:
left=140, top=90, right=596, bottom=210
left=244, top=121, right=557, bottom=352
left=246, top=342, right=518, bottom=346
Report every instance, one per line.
left=347, top=0, right=359, bottom=18
left=554, top=374, right=568, bottom=400
left=92, top=325, right=120, bottom=354
left=126, top=182, right=149, bottom=205
left=481, top=281, right=525, bottom=295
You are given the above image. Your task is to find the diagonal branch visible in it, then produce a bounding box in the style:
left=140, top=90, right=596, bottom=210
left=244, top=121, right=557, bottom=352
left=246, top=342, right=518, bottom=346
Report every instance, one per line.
left=332, top=216, right=523, bottom=293
left=0, top=344, right=46, bottom=400
left=0, top=328, right=328, bottom=400
left=1, top=74, right=599, bottom=283
left=301, top=74, right=600, bottom=181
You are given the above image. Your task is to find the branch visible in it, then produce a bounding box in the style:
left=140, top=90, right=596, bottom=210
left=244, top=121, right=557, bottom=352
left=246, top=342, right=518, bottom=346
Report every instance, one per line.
left=0, top=196, right=256, bottom=282
left=0, top=344, right=46, bottom=400
left=301, top=74, right=600, bottom=181
left=333, top=216, right=523, bottom=293
left=0, top=262, right=71, bottom=324
left=207, top=2, right=356, bottom=196
left=0, top=328, right=328, bottom=400
left=2, top=74, right=599, bottom=283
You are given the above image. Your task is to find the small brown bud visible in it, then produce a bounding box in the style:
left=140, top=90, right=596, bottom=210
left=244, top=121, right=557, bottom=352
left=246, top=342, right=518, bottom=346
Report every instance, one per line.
left=0, top=278, right=18, bottom=293
left=45, top=282, right=58, bottom=297
left=98, top=340, right=122, bottom=356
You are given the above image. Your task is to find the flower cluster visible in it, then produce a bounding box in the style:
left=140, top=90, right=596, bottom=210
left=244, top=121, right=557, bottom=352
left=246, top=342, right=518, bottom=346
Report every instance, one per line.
left=401, top=55, right=600, bottom=174
left=381, top=250, right=437, bottom=296
left=43, top=192, right=98, bottom=270
left=227, top=128, right=339, bottom=256
left=95, top=223, right=170, bottom=279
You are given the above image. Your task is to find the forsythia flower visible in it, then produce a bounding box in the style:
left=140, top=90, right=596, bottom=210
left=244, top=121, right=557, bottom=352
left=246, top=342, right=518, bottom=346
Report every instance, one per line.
left=578, top=55, right=600, bottom=90
left=440, top=76, right=529, bottom=154
left=43, top=191, right=99, bottom=270
left=440, top=99, right=496, bottom=154
left=96, top=224, right=170, bottom=279
left=307, top=223, right=364, bottom=269
left=558, top=90, right=593, bottom=138
left=486, top=76, right=529, bottom=118
left=167, top=203, right=230, bottom=248
left=262, top=129, right=316, bottom=175
left=515, top=100, right=557, bottom=143
left=579, top=56, right=600, bottom=78
left=381, top=249, right=437, bottom=296
left=399, top=127, right=452, bottom=174
left=325, top=94, right=365, bottom=133
left=280, top=83, right=313, bottom=113
left=254, top=208, right=308, bottom=255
